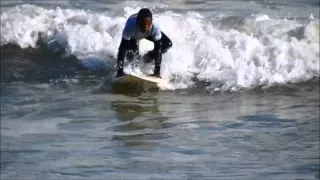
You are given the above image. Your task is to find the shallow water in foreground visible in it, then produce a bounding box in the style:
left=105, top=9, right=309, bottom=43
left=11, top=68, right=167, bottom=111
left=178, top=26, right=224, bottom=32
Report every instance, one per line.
left=1, top=81, right=319, bottom=180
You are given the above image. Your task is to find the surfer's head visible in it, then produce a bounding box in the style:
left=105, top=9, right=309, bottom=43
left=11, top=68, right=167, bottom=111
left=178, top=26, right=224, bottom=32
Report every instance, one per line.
left=137, top=8, right=152, bottom=33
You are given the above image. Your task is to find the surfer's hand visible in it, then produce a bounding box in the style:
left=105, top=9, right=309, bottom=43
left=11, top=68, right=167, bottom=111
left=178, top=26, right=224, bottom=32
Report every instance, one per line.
left=116, top=71, right=126, bottom=78
left=149, top=73, right=161, bottom=78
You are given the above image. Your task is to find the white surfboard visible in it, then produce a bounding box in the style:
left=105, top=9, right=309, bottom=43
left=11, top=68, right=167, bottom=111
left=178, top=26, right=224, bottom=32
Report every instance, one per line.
left=115, top=73, right=173, bottom=90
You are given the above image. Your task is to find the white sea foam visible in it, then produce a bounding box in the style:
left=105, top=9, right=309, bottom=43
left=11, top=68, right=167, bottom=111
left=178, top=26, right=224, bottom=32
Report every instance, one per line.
left=1, top=5, right=319, bottom=91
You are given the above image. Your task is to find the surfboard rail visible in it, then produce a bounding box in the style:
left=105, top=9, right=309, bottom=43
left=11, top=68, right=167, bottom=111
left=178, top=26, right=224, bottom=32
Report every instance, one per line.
left=114, top=73, right=173, bottom=90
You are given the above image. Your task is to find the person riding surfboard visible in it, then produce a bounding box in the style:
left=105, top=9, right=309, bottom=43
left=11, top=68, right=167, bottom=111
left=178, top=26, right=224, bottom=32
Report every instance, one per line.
left=116, top=8, right=173, bottom=78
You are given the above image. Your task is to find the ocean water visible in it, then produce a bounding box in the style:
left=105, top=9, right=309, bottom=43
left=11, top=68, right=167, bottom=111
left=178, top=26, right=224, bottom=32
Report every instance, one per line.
left=1, top=0, right=319, bottom=179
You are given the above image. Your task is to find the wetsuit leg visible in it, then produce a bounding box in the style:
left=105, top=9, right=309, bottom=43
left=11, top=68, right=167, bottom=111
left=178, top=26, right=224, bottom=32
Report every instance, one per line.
left=126, top=38, right=139, bottom=62
left=144, top=31, right=172, bottom=62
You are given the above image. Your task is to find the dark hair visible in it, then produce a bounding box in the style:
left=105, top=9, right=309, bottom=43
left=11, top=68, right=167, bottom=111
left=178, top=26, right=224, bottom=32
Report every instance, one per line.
left=137, top=8, right=152, bottom=24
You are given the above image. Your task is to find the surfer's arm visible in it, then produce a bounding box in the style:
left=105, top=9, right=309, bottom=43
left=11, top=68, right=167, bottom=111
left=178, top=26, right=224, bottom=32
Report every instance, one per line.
left=117, top=21, right=133, bottom=67
left=153, top=39, right=162, bottom=76
left=148, top=23, right=162, bottom=77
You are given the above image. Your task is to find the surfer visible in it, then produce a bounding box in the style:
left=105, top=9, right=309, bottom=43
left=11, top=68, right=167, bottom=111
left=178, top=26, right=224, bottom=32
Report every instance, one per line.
left=116, top=8, right=173, bottom=78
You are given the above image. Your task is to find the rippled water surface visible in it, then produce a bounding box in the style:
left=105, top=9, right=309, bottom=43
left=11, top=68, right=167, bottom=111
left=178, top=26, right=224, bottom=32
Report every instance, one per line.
left=1, top=0, right=319, bottom=179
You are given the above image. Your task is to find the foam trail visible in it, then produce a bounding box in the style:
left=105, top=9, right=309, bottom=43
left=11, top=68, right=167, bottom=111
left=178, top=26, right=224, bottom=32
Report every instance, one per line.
left=1, top=5, right=319, bottom=91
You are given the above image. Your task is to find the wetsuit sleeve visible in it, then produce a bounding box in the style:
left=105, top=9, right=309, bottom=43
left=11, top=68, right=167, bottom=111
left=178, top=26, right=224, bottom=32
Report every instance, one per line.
left=153, top=40, right=162, bottom=75
left=117, top=38, right=129, bottom=71
left=152, top=23, right=162, bottom=41
left=122, top=29, right=131, bottom=40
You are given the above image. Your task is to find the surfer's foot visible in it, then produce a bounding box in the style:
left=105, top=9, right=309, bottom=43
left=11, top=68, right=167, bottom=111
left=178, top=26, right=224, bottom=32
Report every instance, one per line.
left=127, top=50, right=139, bottom=62
left=143, top=51, right=155, bottom=63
